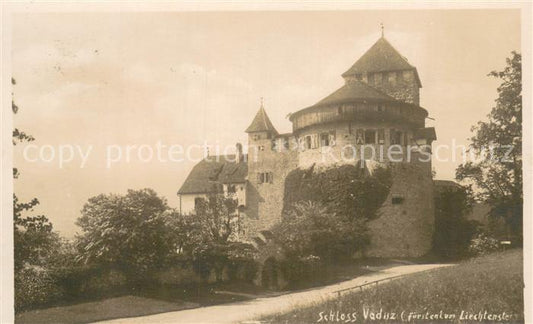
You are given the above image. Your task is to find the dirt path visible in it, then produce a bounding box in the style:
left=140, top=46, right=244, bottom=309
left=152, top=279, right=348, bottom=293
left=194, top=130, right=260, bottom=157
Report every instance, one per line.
left=99, top=263, right=452, bottom=324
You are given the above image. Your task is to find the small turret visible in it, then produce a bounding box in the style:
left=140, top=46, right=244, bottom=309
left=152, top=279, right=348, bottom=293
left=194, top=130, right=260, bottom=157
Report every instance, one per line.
left=245, top=98, right=278, bottom=141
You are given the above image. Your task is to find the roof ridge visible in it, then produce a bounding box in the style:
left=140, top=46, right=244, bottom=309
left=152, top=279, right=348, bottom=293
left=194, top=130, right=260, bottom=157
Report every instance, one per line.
left=341, top=36, right=416, bottom=78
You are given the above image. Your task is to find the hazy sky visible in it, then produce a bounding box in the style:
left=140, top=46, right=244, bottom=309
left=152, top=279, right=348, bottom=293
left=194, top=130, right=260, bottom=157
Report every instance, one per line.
left=12, top=10, right=520, bottom=237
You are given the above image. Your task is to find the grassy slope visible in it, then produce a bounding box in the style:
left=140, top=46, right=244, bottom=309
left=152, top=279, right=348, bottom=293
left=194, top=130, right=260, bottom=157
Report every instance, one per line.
left=263, top=249, right=524, bottom=323
left=14, top=296, right=197, bottom=324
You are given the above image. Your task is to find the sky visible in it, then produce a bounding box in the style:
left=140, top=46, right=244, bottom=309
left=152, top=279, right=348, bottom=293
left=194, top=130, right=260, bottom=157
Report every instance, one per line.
left=11, top=10, right=521, bottom=237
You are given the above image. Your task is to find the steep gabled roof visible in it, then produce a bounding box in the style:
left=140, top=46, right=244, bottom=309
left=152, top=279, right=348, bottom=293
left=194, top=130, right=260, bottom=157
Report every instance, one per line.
left=315, top=80, right=398, bottom=107
left=178, top=155, right=248, bottom=195
left=245, top=106, right=278, bottom=134
left=342, top=37, right=421, bottom=87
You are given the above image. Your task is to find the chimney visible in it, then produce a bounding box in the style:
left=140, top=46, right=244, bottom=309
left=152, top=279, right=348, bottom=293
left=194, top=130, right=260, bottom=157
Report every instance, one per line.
left=236, top=143, right=243, bottom=163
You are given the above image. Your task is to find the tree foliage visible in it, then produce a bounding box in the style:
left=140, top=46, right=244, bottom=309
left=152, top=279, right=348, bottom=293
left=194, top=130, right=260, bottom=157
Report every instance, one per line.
left=272, top=201, right=369, bottom=262
left=12, top=77, right=58, bottom=271
left=283, top=164, right=392, bottom=222
left=278, top=164, right=392, bottom=261
left=177, top=194, right=255, bottom=281
left=76, top=189, right=179, bottom=276
left=456, top=52, right=522, bottom=244
left=433, top=185, right=478, bottom=259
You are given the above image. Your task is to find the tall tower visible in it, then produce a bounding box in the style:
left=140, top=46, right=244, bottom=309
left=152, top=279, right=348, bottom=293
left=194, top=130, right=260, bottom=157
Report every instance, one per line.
left=342, top=36, right=422, bottom=105
left=288, top=34, right=436, bottom=257
left=244, top=101, right=298, bottom=239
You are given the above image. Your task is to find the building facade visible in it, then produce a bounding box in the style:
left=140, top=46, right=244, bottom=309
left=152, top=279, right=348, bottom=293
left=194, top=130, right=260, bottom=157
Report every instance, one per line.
left=178, top=35, right=437, bottom=257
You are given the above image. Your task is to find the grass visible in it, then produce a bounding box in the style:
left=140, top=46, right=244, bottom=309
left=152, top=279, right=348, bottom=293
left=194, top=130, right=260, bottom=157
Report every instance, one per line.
left=14, top=259, right=379, bottom=323
left=14, top=295, right=196, bottom=324
left=262, top=249, right=524, bottom=323
left=14, top=282, right=259, bottom=324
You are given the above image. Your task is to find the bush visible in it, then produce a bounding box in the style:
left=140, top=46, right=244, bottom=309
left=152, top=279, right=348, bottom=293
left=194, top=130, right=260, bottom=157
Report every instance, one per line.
left=273, top=201, right=369, bottom=262
left=15, top=267, right=64, bottom=311
left=469, top=233, right=500, bottom=256
left=51, top=265, right=128, bottom=300
left=227, top=258, right=259, bottom=283
left=280, top=255, right=325, bottom=288
left=433, top=185, right=478, bottom=259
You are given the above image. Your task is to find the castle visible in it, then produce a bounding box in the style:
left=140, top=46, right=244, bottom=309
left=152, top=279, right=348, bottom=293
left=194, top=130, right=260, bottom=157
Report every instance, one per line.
left=178, top=34, right=437, bottom=258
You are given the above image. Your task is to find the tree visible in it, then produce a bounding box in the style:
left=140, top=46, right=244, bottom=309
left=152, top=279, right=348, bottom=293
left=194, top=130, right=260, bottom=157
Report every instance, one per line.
left=178, top=194, right=253, bottom=281
left=456, top=52, right=522, bottom=244
left=12, top=77, right=57, bottom=271
left=76, top=189, right=179, bottom=278
left=433, top=185, right=478, bottom=259
left=273, top=201, right=369, bottom=262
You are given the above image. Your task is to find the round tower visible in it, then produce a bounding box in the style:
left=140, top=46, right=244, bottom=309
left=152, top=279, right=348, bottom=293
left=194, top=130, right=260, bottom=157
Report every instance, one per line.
left=289, top=35, right=437, bottom=257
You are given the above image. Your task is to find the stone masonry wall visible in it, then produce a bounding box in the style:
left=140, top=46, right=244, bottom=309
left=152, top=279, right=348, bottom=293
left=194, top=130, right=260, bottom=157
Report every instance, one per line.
left=297, top=121, right=414, bottom=169
left=347, top=70, right=420, bottom=105
left=366, top=161, right=434, bottom=257
left=244, top=134, right=298, bottom=239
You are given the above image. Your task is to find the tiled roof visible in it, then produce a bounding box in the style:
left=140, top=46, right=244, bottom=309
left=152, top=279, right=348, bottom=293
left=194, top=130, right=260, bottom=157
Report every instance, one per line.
left=315, top=80, right=398, bottom=107
left=178, top=155, right=247, bottom=195
left=342, top=37, right=421, bottom=87
left=245, top=106, right=278, bottom=134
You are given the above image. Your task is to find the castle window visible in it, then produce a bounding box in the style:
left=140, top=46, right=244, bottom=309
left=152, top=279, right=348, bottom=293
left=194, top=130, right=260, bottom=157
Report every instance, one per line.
left=375, top=72, right=382, bottom=84
left=227, top=184, right=236, bottom=194
left=364, top=129, right=376, bottom=144
left=320, top=133, right=330, bottom=147
left=257, top=172, right=273, bottom=184
left=368, top=73, right=374, bottom=84
left=392, top=195, right=404, bottom=205
left=377, top=104, right=384, bottom=112
left=403, top=70, right=412, bottom=81
left=304, top=135, right=312, bottom=150
left=194, top=197, right=204, bottom=209
left=258, top=145, right=265, bottom=151
left=388, top=72, right=396, bottom=85
left=355, top=73, right=362, bottom=81
left=390, top=129, right=403, bottom=145
left=356, top=129, right=365, bottom=144
left=253, top=134, right=260, bottom=141
left=378, top=129, right=385, bottom=144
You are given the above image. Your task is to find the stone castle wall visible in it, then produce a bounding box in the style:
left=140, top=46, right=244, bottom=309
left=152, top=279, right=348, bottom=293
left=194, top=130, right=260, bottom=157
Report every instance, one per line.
left=244, top=135, right=298, bottom=239
left=366, top=161, right=434, bottom=257
left=297, top=121, right=415, bottom=169
left=346, top=70, right=420, bottom=105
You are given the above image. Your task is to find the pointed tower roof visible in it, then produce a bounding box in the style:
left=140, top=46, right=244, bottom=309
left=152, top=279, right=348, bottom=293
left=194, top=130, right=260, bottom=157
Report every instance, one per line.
left=245, top=102, right=278, bottom=134
left=342, top=37, right=421, bottom=87
left=315, top=80, right=397, bottom=107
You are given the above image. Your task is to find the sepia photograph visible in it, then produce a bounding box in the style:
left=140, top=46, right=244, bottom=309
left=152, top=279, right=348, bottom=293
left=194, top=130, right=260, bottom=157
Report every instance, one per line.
left=1, top=2, right=531, bottom=323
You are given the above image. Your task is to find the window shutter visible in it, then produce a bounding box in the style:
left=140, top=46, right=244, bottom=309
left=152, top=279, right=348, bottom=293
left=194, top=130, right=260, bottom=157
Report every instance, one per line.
left=269, top=172, right=274, bottom=184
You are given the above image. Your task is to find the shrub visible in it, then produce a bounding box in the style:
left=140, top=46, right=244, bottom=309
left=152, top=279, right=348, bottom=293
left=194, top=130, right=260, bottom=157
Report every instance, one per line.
left=433, top=185, right=478, bottom=259
left=227, top=258, right=259, bottom=283
left=280, top=255, right=325, bottom=288
left=283, top=164, right=392, bottom=222
left=15, top=266, right=64, bottom=311
left=273, top=201, right=369, bottom=262
left=469, top=233, right=500, bottom=256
